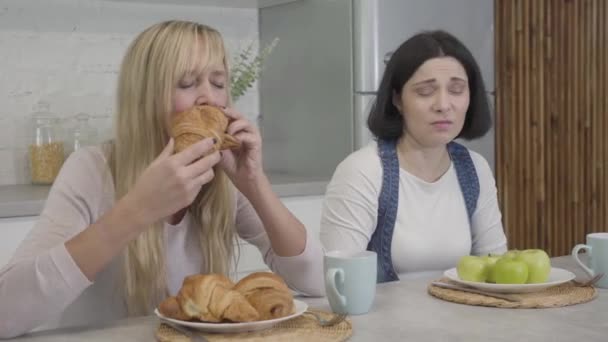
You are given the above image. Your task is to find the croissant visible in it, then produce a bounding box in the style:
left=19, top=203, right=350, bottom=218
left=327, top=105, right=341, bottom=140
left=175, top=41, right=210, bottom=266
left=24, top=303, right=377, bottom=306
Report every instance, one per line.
left=235, top=272, right=295, bottom=320
left=175, top=274, right=259, bottom=323
left=170, top=105, right=240, bottom=154
left=158, top=296, right=191, bottom=321
left=234, top=272, right=291, bottom=296
left=242, top=287, right=295, bottom=321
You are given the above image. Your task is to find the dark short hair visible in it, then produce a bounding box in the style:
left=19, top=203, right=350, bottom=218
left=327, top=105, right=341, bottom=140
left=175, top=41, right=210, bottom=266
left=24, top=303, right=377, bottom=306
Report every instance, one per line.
left=367, top=30, right=491, bottom=141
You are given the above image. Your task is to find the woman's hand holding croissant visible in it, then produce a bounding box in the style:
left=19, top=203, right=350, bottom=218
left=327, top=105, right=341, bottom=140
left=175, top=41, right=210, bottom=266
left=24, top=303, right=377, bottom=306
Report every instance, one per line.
left=120, top=137, right=221, bottom=229
left=219, top=107, right=265, bottom=194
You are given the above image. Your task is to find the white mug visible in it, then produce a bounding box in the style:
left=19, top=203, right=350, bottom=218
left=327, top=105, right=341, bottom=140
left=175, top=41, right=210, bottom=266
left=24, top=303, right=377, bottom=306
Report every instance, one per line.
left=572, top=233, right=608, bottom=288
left=324, top=250, right=377, bottom=315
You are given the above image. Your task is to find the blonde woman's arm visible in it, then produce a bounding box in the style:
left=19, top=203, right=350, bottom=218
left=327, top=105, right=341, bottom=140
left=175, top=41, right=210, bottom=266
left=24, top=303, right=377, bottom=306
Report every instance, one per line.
left=67, top=139, right=220, bottom=279
left=236, top=175, right=309, bottom=255
left=219, top=107, right=309, bottom=256
left=0, top=139, right=219, bottom=338
left=234, top=190, right=325, bottom=297
left=0, top=147, right=116, bottom=338
left=219, top=108, right=324, bottom=295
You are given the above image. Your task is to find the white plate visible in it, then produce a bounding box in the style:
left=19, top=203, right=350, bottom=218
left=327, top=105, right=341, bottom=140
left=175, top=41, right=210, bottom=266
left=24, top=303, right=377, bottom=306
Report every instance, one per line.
left=443, top=267, right=576, bottom=294
left=154, top=299, right=308, bottom=333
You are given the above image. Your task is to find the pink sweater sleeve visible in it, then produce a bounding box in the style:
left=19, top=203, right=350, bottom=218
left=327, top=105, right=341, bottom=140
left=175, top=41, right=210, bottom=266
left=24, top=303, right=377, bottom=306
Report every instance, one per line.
left=234, top=191, right=325, bottom=297
left=0, top=148, right=107, bottom=338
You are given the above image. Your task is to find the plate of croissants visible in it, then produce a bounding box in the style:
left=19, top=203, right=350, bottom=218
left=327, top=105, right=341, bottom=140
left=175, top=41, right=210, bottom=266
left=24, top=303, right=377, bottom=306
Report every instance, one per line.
left=155, top=272, right=308, bottom=333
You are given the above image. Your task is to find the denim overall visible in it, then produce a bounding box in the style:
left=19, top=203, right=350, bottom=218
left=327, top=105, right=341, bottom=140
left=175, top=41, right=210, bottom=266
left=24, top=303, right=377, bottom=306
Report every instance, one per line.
left=367, top=139, right=480, bottom=283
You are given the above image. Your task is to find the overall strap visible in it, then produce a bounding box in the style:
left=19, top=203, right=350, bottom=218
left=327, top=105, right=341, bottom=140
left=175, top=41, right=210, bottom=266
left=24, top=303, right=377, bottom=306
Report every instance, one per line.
left=447, top=142, right=479, bottom=222
left=366, top=139, right=400, bottom=282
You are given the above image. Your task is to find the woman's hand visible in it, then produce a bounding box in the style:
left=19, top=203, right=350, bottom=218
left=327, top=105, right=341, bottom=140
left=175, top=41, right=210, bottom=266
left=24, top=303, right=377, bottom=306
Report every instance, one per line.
left=219, top=107, right=265, bottom=193
left=121, top=137, right=221, bottom=228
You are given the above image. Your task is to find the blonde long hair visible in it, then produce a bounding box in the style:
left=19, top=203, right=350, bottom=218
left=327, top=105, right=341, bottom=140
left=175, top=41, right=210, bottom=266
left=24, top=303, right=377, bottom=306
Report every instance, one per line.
left=108, top=20, right=236, bottom=315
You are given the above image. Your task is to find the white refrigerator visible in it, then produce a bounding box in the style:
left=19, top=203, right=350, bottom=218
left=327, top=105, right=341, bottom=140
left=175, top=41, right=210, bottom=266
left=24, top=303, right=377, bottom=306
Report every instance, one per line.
left=259, top=0, right=496, bottom=183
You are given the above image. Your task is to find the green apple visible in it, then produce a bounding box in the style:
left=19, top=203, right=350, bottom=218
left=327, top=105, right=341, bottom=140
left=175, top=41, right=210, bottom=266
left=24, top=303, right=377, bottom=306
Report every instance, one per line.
left=502, top=249, right=521, bottom=260
left=516, top=249, right=551, bottom=283
left=457, top=256, right=488, bottom=282
left=482, top=254, right=501, bottom=283
left=494, top=257, right=529, bottom=284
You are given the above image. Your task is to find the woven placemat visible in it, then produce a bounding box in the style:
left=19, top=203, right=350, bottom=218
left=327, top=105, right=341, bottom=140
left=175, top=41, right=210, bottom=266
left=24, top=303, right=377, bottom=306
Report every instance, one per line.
left=155, top=309, right=352, bottom=342
left=428, top=277, right=598, bottom=308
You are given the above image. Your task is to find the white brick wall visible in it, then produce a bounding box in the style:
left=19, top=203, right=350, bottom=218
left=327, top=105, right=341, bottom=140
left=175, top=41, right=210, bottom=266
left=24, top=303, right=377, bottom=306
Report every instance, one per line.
left=0, top=0, right=260, bottom=185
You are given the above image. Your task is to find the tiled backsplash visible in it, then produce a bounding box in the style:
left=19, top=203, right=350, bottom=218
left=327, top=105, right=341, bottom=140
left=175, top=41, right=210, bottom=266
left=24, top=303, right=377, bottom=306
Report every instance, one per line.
left=0, top=0, right=260, bottom=186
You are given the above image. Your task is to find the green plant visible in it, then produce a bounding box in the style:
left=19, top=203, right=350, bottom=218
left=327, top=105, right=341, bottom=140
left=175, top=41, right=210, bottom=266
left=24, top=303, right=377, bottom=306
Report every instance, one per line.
left=230, top=38, right=279, bottom=102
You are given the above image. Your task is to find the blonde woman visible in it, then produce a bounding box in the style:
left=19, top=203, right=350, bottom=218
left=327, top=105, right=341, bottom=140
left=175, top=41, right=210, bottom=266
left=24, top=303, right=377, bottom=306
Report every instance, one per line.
left=0, top=20, right=324, bottom=338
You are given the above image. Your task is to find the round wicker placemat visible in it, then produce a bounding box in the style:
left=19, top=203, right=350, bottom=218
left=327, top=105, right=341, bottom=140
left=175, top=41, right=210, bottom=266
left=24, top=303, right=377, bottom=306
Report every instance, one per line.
left=155, top=310, right=352, bottom=342
left=428, top=277, right=597, bottom=308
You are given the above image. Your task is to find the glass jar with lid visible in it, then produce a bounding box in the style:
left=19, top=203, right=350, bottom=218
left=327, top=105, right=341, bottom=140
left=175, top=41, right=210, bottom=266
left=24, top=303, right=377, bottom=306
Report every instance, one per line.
left=66, top=112, right=98, bottom=155
left=28, top=101, right=65, bottom=185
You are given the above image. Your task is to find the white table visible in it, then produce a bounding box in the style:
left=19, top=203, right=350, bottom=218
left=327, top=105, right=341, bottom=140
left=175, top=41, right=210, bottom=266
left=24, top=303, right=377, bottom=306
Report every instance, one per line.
left=11, top=256, right=608, bottom=341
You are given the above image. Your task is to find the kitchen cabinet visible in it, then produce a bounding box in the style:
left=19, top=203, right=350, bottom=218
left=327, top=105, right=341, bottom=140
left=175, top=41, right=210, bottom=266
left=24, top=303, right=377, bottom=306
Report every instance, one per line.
left=0, top=216, right=37, bottom=268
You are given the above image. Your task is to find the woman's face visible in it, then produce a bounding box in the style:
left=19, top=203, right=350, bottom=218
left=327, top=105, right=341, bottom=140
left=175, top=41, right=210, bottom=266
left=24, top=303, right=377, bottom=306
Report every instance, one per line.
left=173, top=62, right=229, bottom=115
left=393, top=56, right=470, bottom=148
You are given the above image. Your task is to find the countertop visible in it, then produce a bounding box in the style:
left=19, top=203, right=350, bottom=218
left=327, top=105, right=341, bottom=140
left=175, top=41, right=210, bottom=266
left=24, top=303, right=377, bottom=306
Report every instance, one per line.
left=11, top=256, right=608, bottom=342
left=0, top=173, right=328, bottom=218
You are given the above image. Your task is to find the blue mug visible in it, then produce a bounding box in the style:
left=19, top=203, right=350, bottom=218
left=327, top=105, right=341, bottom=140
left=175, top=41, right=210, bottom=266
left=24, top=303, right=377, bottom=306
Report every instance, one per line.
left=572, top=232, right=608, bottom=288
left=324, top=250, right=377, bottom=315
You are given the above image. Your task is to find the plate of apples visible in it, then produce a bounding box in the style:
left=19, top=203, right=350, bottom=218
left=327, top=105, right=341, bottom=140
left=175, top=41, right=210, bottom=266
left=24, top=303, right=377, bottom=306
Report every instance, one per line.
left=444, top=249, right=576, bottom=294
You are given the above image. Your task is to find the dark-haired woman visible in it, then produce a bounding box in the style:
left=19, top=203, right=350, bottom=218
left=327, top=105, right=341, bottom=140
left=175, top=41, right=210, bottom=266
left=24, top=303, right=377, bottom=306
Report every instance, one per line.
left=320, top=30, right=507, bottom=282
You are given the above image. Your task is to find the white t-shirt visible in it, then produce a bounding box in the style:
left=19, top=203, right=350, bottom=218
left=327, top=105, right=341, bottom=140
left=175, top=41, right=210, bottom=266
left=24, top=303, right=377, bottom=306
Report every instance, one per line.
left=320, top=142, right=507, bottom=274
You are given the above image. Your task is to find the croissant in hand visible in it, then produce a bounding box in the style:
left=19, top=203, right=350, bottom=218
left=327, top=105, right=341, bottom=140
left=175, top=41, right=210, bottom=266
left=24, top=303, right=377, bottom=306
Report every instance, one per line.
left=170, top=105, right=240, bottom=154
